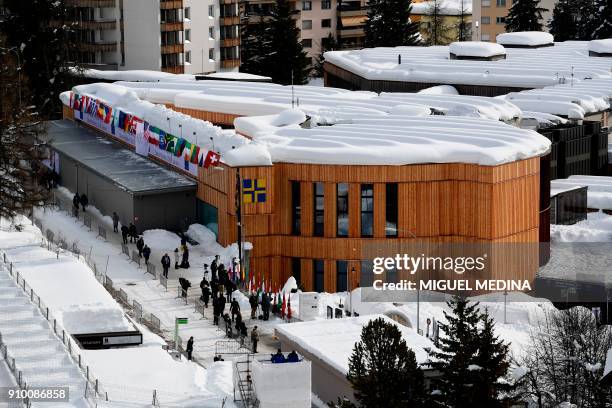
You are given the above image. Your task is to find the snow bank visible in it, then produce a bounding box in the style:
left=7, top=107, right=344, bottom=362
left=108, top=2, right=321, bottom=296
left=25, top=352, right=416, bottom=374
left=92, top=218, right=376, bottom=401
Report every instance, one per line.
left=589, top=39, right=612, bottom=55
left=551, top=212, right=612, bottom=242
left=270, top=109, right=307, bottom=126
left=449, top=42, right=506, bottom=58
left=202, top=71, right=271, bottom=81
left=251, top=359, right=311, bottom=408
left=79, top=69, right=178, bottom=82
left=496, top=32, right=554, bottom=47
left=417, top=85, right=459, bottom=95
left=551, top=176, right=612, bottom=210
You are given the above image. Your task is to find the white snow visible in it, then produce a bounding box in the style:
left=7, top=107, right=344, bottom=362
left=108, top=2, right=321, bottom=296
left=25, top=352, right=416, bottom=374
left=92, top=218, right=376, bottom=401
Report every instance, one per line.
left=78, top=68, right=180, bottom=82
left=551, top=212, right=612, bottom=242
left=552, top=176, right=612, bottom=211
left=449, top=42, right=506, bottom=58
left=604, top=347, right=612, bottom=379
left=201, top=71, right=271, bottom=81
left=270, top=109, right=307, bottom=126
left=589, top=39, right=612, bottom=54
left=511, top=365, right=529, bottom=380
left=496, top=32, right=554, bottom=47
left=417, top=85, right=459, bottom=95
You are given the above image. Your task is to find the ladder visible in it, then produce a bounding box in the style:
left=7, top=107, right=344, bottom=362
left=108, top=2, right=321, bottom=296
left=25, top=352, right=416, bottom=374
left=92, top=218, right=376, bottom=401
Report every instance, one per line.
left=234, top=354, right=259, bottom=408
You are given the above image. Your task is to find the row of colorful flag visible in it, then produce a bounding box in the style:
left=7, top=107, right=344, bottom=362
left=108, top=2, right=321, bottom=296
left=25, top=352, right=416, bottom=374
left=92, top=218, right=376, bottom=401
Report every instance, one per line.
left=70, top=92, right=222, bottom=169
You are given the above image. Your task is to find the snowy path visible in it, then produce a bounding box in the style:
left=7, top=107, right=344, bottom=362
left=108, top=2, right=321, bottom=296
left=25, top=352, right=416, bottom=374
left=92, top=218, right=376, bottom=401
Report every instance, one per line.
left=0, top=262, right=89, bottom=408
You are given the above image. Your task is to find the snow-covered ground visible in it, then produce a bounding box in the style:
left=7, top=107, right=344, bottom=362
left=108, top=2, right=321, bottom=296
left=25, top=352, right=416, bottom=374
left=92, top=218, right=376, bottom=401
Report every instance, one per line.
left=551, top=212, right=612, bottom=242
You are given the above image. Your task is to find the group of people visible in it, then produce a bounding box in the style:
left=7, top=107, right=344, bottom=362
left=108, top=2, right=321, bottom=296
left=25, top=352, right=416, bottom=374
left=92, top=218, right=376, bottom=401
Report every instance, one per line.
left=270, top=349, right=300, bottom=364
left=119, top=221, right=138, bottom=245
left=72, top=193, right=89, bottom=216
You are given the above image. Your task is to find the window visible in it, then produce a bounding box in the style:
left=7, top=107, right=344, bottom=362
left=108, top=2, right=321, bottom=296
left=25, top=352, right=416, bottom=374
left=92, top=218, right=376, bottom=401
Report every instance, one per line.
left=185, top=29, right=191, bottom=41
left=209, top=48, right=215, bottom=60
left=496, top=16, right=506, bottom=24
left=313, top=183, right=324, bottom=237
left=161, top=31, right=181, bottom=45
left=208, top=5, right=214, bottom=17
left=360, top=260, right=373, bottom=287
left=481, top=34, right=491, bottom=41
left=314, top=260, right=324, bottom=292
left=496, top=0, right=505, bottom=6
left=292, top=258, right=301, bottom=287
left=161, top=8, right=181, bottom=23
left=385, top=183, right=398, bottom=237
left=322, top=0, right=331, bottom=8
left=336, top=261, right=347, bottom=292
left=185, top=50, right=191, bottom=63
left=302, top=38, right=312, bottom=48
left=302, top=1, right=312, bottom=10
left=302, top=19, right=312, bottom=30
left=196, top=200, right=218, bottom=238
left=482, top=0, right=491, bottom=5
left=360, top=184, right=373, bottom=237
left=481, top=16, right=490, bottom=24
left=209, top=27, right=215, bottom=38
left=291, top=181, right=301, bottom=235
left=322, top=18, right=331, bottom=28
left=184, top=6, right=191, bottom=19
left=337, top=183, right=349, bottom=237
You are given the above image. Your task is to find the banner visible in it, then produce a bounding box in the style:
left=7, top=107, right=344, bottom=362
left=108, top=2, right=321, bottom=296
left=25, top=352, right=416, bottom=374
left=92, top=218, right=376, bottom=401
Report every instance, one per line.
left=135, top=120, right=149, bottom=157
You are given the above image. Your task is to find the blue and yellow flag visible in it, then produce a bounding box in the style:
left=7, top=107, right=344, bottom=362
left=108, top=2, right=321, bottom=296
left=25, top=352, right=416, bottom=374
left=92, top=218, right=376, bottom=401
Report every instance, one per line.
left=243, top=179, right=266, bottom=204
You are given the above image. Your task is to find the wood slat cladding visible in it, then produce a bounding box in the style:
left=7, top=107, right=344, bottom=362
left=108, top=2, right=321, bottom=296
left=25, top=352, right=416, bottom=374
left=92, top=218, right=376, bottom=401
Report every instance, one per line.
left=196, top=157, right=543, bottom=292
left=169, top=105, right=241, bottom=128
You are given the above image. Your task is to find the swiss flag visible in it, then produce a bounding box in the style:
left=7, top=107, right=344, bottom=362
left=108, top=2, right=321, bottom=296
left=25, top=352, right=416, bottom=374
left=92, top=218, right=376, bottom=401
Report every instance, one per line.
left=203, top=150, right=221, bottom=169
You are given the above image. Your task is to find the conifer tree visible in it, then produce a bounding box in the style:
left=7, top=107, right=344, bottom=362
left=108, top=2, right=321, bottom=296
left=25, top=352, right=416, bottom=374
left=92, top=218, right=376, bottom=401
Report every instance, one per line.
left=505, top=0, right=548, bottom=32
left=592, top=0, right=612, bottom=39
left=314, top=33, right=338, bottom=78
left=364, top=0, right=420, bottom=47
left=425, top=0, right=452, bottom=45
left=267, top=0, right=310, bottom=84
left=347, top=317, right=426, bottom=408
left=241, top=15, right=273, bottom=77
left=549, top=0, right=600, bottom=41
left=455, top=0, right=471, bottom=41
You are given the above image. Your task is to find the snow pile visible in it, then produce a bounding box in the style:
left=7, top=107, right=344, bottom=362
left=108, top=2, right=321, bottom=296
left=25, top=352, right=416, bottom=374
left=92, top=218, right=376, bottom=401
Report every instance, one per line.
left=551, top=212, right=612, bottom=242
left=389, top=104, right=432, bottom=116
left=79, top=69, right=179, bottom=82
left=496, top=32, right=554, bottom=47
left=551, top=176, right=612, bottom=210
left=275, top=314, right=436, bottom=374
left=251, top=358, right=311, bottom=408
left=282, top=276, right=299, bottom=293
left=449, top=42, right=506, bottom=58
left=202, top=71, right=271, bottom=81
left=270, top=109, right=307, bottom=126
left=589, top=39, right=612, bottom=54
left=417, top=85, right=459, bottom=95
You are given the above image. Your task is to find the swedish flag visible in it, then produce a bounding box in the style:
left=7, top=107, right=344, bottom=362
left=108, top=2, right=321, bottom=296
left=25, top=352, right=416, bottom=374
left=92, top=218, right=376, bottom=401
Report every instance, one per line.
left=243, top=179, right=266, bottom=204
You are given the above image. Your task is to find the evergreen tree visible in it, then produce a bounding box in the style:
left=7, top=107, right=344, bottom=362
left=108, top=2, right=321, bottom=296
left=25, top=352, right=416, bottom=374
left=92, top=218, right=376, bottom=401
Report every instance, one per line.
left=314, top=33, right=338, bottom=78
left=426, top=296, right=482, bottom=407
left=3, top=0, right=81, bottom=118
left=364, top=0, right=420, bottom=47
left=505, top=0, right=548, bottom=32
left=549, top=0, right=578, bottom=41
left=240, top=15, right=273, bottom=77
left=549, top=0, right=601, bottom=41
left=424, top=0, right=452, bottom=45
left=267, top=0, right=310, bottom=84
left=347, top=317, right=426, bottom=408
left=455, top=0, right=471, bottom=41
left=592, top=0, right=612, bottom=39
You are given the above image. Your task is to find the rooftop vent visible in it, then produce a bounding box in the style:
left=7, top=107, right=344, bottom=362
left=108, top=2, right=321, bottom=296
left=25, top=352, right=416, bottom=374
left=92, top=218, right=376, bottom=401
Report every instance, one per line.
left=588, top=39, right=612, bottom=57
left=496, top=32, right=554, bottom=48
left=449, top=42, right=506, bottom=61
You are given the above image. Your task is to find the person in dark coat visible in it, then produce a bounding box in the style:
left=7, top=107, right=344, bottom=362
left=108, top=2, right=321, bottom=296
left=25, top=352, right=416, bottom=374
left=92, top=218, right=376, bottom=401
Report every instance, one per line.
left=161, top=253, right=171, bottom=278
left=142, top=245, right=151, bottom=264
left=200, top=279, right=210, bottom=307
left=179, top=277, right=191, bottom=298
left=210, top=255, right=219, bottom=280
left=174, top=248, right=180, bottom=269
left=271, top=349, right=285, bottom=364
left=226, top=280, right=236, bottom=302
left=261, top=293, right=271, bottom=321
left=218, top=294, right=226, bottom=316
left=112, top=212, right=119, bottom=233
left=223, top=313, right=232, bottom=337
left=239, top=321, right=247, bottom=346
left=249, top=293, right=258, bottom=319
left=230, top=298, right=240, bottom=322
left=136, top=236, right=144, bottom=257
left=218, top=264, right=228, bottom=286
left=251, top=326, right=259, bottom=353
left=234, top=311, right=243, bottom=332
left=286, top=350, right=299, bottom=363
left=186, top=336, right=194, bottom=361
left=80, top=193, right=88, bottom=211
left=72, top=194, right=80, bottom=217
left=212, top=297, right=220, bottom=325
left=180, top=247, right=190, bottom=268
left=211, top=278, right=219, bottom=300
left=120, top=225, right=129, bottom=245
left=128, top=223, right=137, bottom=243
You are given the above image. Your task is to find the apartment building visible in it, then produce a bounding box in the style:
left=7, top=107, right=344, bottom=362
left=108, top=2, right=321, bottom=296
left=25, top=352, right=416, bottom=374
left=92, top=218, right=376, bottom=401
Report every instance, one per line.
left=66, top=0, right=230, bottom=74
left=472, top=0, right=557, bottom=42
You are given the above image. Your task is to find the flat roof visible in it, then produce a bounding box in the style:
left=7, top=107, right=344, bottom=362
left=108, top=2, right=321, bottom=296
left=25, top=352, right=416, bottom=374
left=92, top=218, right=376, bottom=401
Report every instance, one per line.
left=44, top=120, right=197, bottom=195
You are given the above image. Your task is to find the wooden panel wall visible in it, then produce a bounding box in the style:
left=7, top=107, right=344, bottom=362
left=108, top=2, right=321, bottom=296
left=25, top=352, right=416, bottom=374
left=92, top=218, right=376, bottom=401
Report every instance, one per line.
left=169, top=105, right=241, bottom=128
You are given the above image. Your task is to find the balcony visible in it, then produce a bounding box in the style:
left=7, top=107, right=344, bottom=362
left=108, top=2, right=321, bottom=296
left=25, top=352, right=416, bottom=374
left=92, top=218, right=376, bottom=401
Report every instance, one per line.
left=76, top=19, right=117, bottom=30
left=221, top=37, right=240, bottom=47
left=160, top=0, right=183, bottom=9
left=220, top=15, right=240, bottom=25
left=65, top=0, right=116, bottom=7
left=221, top=59, right=240, bottom=69
left=160, top=21, right=184, bottom=31
left=161, top=65, right=184, bottom=74
left=161, top=43, right=184, bottom=54
left=78, top=41, right=117, bottom=52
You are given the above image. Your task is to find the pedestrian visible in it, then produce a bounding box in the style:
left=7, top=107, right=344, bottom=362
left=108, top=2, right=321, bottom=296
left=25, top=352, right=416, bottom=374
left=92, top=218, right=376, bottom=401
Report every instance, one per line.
left=235, top=311, right=242, bottom=333
left=179, top=277, right=191, bottom=298
left=161, top=253, right=171, bottom=278
left=211, top=255, right=219, bottom=280
left=142, top=244, right=151, bottom=264
left=226, top=280, right=236, bottom=302
left=251, top=326, right=259, bottom=353
left=249, top=292, right=258, bottom=319
left=120, top=225, right=129, bottom=245
left=262, top=293, right=271, bottom=321
left=239, top=321, right=247, bottom=346
left=286, top=350, right=299, bottom=363
left=200, top=278, right=210, bottom=307
left=180, top=246, right=190, bottom=269
left=213, top=297, right=220, bottom=325
left=218, top=294, right=226, bottom=316
left=136, top=236, right=144, bottom=257
left=112, top=212, right=119, bottom=233
left=203, top=263, right=209, bottom=280
left=223, top=313, right=232, bottom=337
left=72, top=194, right=80, bottom=217
left=128, top=223, right=137, bottom=243
left=211, top=277, right=219, bottom=300
left=186, top=336, right=194, bottom=361
left=230, top=298, right=240, bottom=322
left=80, top=193, right=88, bottom=211
left=271, top=349, right=285, bottom=364
left=174, top=248, right=180, bottom=269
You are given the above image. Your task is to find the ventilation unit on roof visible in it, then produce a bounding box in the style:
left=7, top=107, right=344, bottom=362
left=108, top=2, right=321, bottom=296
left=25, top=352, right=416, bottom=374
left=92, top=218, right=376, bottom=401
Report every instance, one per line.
left=496, top=32, right=554, bottom=49
left=448, top=42, right=506, bottom=61
left=588, top=39, right=612, bottom=57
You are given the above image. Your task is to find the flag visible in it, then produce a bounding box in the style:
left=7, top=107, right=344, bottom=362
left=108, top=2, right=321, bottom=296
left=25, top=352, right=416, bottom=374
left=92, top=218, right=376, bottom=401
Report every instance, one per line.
left=188, top=145, right=200, bottom=164
left=129, top=116, right=142, bottom=134
left=242, top=179, right=267, bottom=204
left=175, top=138, right=188, bottom=158
left=281, top=292, right=286, bottom=318
left=202, top=150, right=221, bottom=169
left=165, top=134, right=178, bottom=154
left=287, top=296, right=292, bottom=321
left=277, top=290, right=282, bottom=311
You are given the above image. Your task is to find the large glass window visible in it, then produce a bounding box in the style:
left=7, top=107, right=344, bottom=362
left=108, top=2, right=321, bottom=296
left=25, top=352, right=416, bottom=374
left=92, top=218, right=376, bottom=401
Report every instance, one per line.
left=196, top=200, right=218, bottom=238
left=292, top=258, right=301, bottom=287
left=314, top=183, right=324, bottom=236
left=291, top=181, right=301, bottom=235
left=337, top=183, right=349, bottom=237
left=360, top=260, right=373, bottom=287
left=336, top=260, right=347, bottom=292
left=386, top=183, right=398, bottom=237
left=361, top=184, right=374, bottom=237
left=314, top=260, right=324, bottom=292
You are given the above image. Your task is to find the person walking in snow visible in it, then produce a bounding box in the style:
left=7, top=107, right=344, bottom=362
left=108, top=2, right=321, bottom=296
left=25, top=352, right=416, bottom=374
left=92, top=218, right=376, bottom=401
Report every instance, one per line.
left=142, top=244, right=151, bottom=265
left=212, top=296, right=221, bottom=325
left=120, top=225, right=129, bottom=245
left=249, top=293, right=258, bottom=319
left=174, top=248, right=180, bottom=269
left=235, top=311, right=243, bottom=334
left=186, top=336, right=194, bottom=361
left=161, top=253, right=171, bottom=278
left=72, top=194, right=80, bottom=217
left=179, top=277, right=191, bottom=298
left=211, top=255, right=219, bottom=280
left=180, top=246, right=190, bottom=269
left=261, top=293, right=271, bottom=321
left=230, top=298, right=240, bottom=322
left=128, top=223, right=137, bottom=243
left=218, top=294, right=226, bottom=316
left=80, top=193, right=88, bottom=211
left=251, top=326, right=259, bottom=353
left=136, top=236, right=144, bottom=257
left=112, top=212, right=119, bottom=233
left=239, top=321, right=247, bottom=346
left=200, top=278, right=210, bottom=307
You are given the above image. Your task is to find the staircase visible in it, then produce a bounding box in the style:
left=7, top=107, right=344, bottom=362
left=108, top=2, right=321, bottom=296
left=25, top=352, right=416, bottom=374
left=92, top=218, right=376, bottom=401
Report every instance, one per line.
left=0, top=265, right=88, bottom=407
left=234, top=355, right=259, bottom=408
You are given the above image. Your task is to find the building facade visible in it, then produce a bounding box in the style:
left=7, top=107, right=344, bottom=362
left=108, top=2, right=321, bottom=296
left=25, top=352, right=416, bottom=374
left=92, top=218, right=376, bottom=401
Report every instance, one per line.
left=472, top=0, right=557, bottom=42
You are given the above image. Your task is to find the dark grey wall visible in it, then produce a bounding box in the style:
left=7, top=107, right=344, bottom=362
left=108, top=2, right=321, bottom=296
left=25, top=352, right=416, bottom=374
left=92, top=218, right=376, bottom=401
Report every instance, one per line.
left=133, top=191, right=196, bottom=233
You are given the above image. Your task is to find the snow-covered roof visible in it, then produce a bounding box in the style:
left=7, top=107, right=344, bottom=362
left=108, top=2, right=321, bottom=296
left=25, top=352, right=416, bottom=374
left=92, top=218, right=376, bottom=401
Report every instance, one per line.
left=324, top=41, right=612, bottom=89
left=275, top=314, right=436, bottom=374
left=496, top=32, right=554, bottom=47
left=589, top=39, right=612, bottom=55
left=200, top=71, right=272, bottom=81
left=551, top=176, right=612, bottom=210
left=449, top=41, right=506, bottom=58
left=78, top=68, right=184, bottom=82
